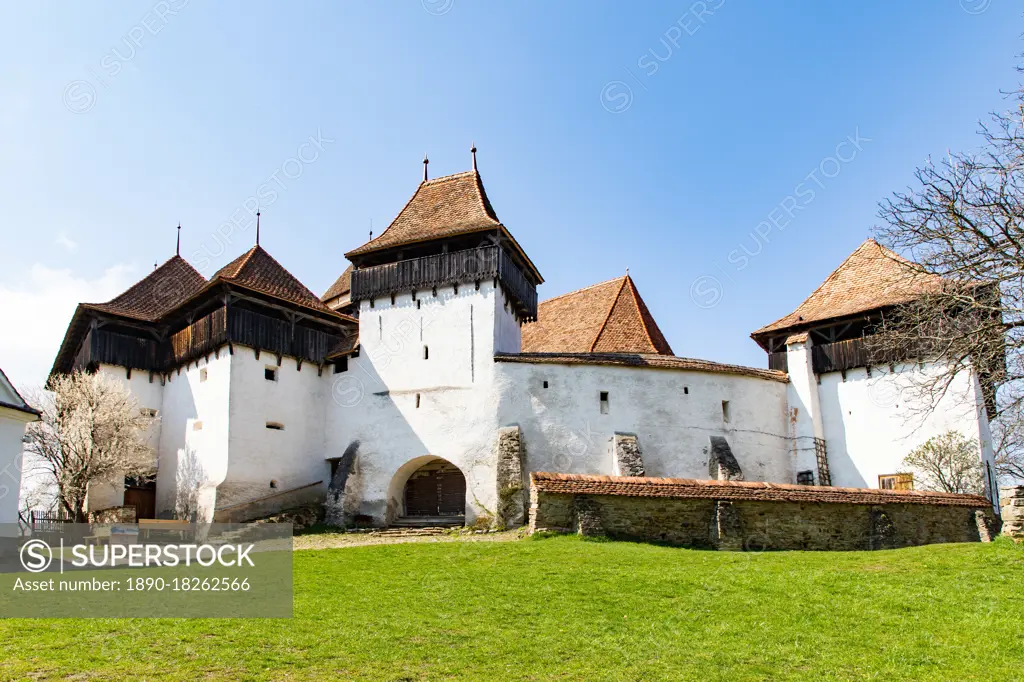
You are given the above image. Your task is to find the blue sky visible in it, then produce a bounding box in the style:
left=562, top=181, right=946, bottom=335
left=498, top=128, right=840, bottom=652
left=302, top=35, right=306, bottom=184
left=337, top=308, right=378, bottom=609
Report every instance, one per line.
left=0, top=1, right=1020, bottom=387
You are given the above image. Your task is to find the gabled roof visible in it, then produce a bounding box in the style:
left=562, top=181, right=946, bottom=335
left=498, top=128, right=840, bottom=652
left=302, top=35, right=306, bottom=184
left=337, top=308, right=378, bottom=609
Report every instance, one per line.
left=751, top=239, right=944, bottom=343
left=344, top=169, right=543, bottom=283
left=211, top=245, right=341, bottom=317
left=521, top=275, right=673, bottom=355
left=322, top=264, right=353, bottom=303
left=84, top=255, right=207, bottom=322
left=0, top=365, right=39, bottom=419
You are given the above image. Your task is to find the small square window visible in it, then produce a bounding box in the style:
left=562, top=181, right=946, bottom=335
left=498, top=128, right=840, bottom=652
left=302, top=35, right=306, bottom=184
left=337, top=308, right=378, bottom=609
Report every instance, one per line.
left=797, top=470, right=815, bottom=486
left=334, top=357, right=348, bottom=373
left=599, top=391, right=609, bottom=414
left=683, top=386, right=689, bottom=395
left=199, top=368, right=208, bottom=382
left=265, top=367, right=277, bottom=381
left=543, top=380, right=549, bottom=389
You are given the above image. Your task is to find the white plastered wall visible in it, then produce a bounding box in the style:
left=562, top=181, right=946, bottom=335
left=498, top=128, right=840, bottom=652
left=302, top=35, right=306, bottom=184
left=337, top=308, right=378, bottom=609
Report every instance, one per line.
left=817, top=361, right=996, bottom=492
left=494, top=361, right=793, bottom=483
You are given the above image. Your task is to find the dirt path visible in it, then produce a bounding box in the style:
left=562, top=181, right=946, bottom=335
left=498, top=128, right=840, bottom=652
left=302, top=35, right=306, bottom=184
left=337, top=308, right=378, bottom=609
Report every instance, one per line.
left=293, top=529, right=524, bottom=551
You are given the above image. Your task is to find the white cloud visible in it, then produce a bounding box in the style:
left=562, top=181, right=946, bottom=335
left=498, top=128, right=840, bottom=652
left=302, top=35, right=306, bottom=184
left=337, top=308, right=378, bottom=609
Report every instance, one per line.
left=55, top=232, right=78, bottom=252
left=0, top=263, right=137, bottom=390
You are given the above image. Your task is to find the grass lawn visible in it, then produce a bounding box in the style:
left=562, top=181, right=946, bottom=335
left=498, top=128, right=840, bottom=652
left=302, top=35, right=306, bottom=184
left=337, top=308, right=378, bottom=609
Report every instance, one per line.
left=1, top=534, right=1022, bottom=681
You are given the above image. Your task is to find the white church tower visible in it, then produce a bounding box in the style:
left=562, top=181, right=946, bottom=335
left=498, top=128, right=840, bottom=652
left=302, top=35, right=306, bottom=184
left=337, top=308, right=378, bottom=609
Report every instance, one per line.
left=322, top=151, right=544, bottom=525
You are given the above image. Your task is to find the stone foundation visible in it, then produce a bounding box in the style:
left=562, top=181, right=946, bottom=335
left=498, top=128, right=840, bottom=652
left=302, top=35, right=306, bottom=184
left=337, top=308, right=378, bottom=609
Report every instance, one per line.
left=530, top=472, right=996, bottom=551
left=496, top=426, right=526, bottom=528
left=612, top=433, right=645, bottom=477
left=1000, top=486, right=1024, bottom=539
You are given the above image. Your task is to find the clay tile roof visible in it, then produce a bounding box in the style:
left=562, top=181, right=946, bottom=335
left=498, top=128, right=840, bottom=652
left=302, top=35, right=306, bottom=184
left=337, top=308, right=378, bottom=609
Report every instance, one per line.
left=212, top=245, right=341, bottom=317
left=495, top=352, right=788, bottom=382
left=322, top=264, right=353, bottom=303
left=346, top=170, right=500, bottom=257
left=521, top=275, right=673, bottom=355
left=84, top=255, right=207, bottom=322
left=530, top=472, right=991, bottom=508
left=752, top=239, right=943, bottom=340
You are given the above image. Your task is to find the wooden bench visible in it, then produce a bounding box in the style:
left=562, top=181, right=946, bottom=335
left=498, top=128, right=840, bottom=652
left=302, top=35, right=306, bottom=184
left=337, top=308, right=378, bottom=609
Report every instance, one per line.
left=138, top=519, right=193, bottom=542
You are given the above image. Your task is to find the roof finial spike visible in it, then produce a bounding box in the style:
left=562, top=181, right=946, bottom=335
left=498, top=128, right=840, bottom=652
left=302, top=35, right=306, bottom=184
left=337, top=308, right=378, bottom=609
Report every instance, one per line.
left=625, top=266, right=629, bottom=276
left=176, top=222, right=181, bottom=256
left=423, top=153, right=429, bottom=182
left=369, top=218, right=373, bottom=239
left=471, top=142, right=477, bottom=171
left=256, top=208, right=261, bottom=246
left=154, top=260, right=158, bottom=270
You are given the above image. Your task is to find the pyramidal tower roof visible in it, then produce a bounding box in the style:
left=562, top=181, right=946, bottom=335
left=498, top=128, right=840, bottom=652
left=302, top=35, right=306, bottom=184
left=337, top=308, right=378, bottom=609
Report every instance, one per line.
left=85, top=255, right=207, bottom=322
left=346, top=170, right=500, bottom=256
left=344, top=168, right=542, bottom=283
left=522, top=274, right=673, bottom=355
left=211, top=245, right=340, bottom=317
left=751, top=239, right=944, bottom=342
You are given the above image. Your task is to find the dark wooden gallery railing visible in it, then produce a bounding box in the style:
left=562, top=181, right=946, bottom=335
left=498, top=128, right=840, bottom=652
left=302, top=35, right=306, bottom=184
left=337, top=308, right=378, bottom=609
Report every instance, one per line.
left=767, top=351, right=789, bottom=373
left=350, top=245, right=538, bottom=320
left=77, top=306, right=344, bottom=374
left=811, top=337, right=911, bottom=374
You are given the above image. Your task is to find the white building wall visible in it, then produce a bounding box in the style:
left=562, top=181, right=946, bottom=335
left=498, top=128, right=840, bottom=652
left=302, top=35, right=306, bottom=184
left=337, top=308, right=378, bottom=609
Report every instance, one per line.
left=817, top=361, right=995, bottom=491
left=324, top=282, right=518, bottom=524
left=494, top=362, right=793, bottom=483
left=154, top=354, right=232, bottom=520
left=218, top=350, right=329, bottom=509
left=0, top=408, right=35, bottom=525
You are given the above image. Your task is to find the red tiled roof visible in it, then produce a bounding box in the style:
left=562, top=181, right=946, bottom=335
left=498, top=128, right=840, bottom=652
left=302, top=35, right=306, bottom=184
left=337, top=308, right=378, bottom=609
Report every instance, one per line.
left=752, top=239, right=943, bottom=342
left=344, top=169, right=542, bottom=283
left=322, top=264, right=352, bottom=303
left=522, top=275, right=673, bottom=354
left=530, top=472, right=990, bottom=508
left=346, top=170, right=501, bottom=256
left=495, top=352, right=788, bottom=382
left=84, top=255, right=206, bottom=322
left=211, top=245, right=341, bottom=317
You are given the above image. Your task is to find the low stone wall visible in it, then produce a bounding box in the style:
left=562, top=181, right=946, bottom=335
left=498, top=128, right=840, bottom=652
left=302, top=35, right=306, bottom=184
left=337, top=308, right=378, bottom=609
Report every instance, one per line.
left=530, top=473, right=996, bottom=551
left=89, top=506, right=137, bottom=524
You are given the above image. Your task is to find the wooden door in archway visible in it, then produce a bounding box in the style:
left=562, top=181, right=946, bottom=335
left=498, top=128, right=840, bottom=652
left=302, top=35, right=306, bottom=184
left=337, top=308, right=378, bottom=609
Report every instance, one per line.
left=403, top=459, right=466, bottom=517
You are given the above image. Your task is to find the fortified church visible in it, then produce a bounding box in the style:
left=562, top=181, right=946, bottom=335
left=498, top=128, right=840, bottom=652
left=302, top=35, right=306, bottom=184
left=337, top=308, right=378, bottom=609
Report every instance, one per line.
left=49, top=153, right=1000, bottom=526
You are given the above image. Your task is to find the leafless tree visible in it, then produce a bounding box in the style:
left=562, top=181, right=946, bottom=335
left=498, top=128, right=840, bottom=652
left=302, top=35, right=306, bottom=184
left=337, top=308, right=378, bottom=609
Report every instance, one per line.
left=874, top=63, right=1024, bottom=481
left=23, top=371, right=156, bottom=522
left=174, top=446, right=205, bottom=521
left=902, top=431, right=984, bottom=494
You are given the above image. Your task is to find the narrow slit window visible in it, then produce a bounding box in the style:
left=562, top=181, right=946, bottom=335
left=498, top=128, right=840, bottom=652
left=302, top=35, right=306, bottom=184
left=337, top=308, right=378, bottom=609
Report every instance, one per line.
left=199, top=368, right=208, bottom=382
left=266, top=422, right=285, bottom=431
left=264, top=366, right=278, bottom=382
left=415, top=393, right=421, bottom=408
left=722, top=400, right=730, bottom=423
left=600, top=391, right=609, bottom=414
left=423, top=345, right=429, bottom=360
left=683, top=386, right=689, bottom=395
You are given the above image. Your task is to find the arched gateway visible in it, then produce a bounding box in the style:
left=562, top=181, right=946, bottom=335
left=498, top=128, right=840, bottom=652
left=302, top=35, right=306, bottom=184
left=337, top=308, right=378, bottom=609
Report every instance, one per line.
left=400, top=458, right=466, bottom=522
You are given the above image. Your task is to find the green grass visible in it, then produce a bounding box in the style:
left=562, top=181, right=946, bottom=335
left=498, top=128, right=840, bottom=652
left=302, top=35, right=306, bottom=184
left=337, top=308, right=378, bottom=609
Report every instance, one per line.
left=1, top=535, right=1023, bottom=681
